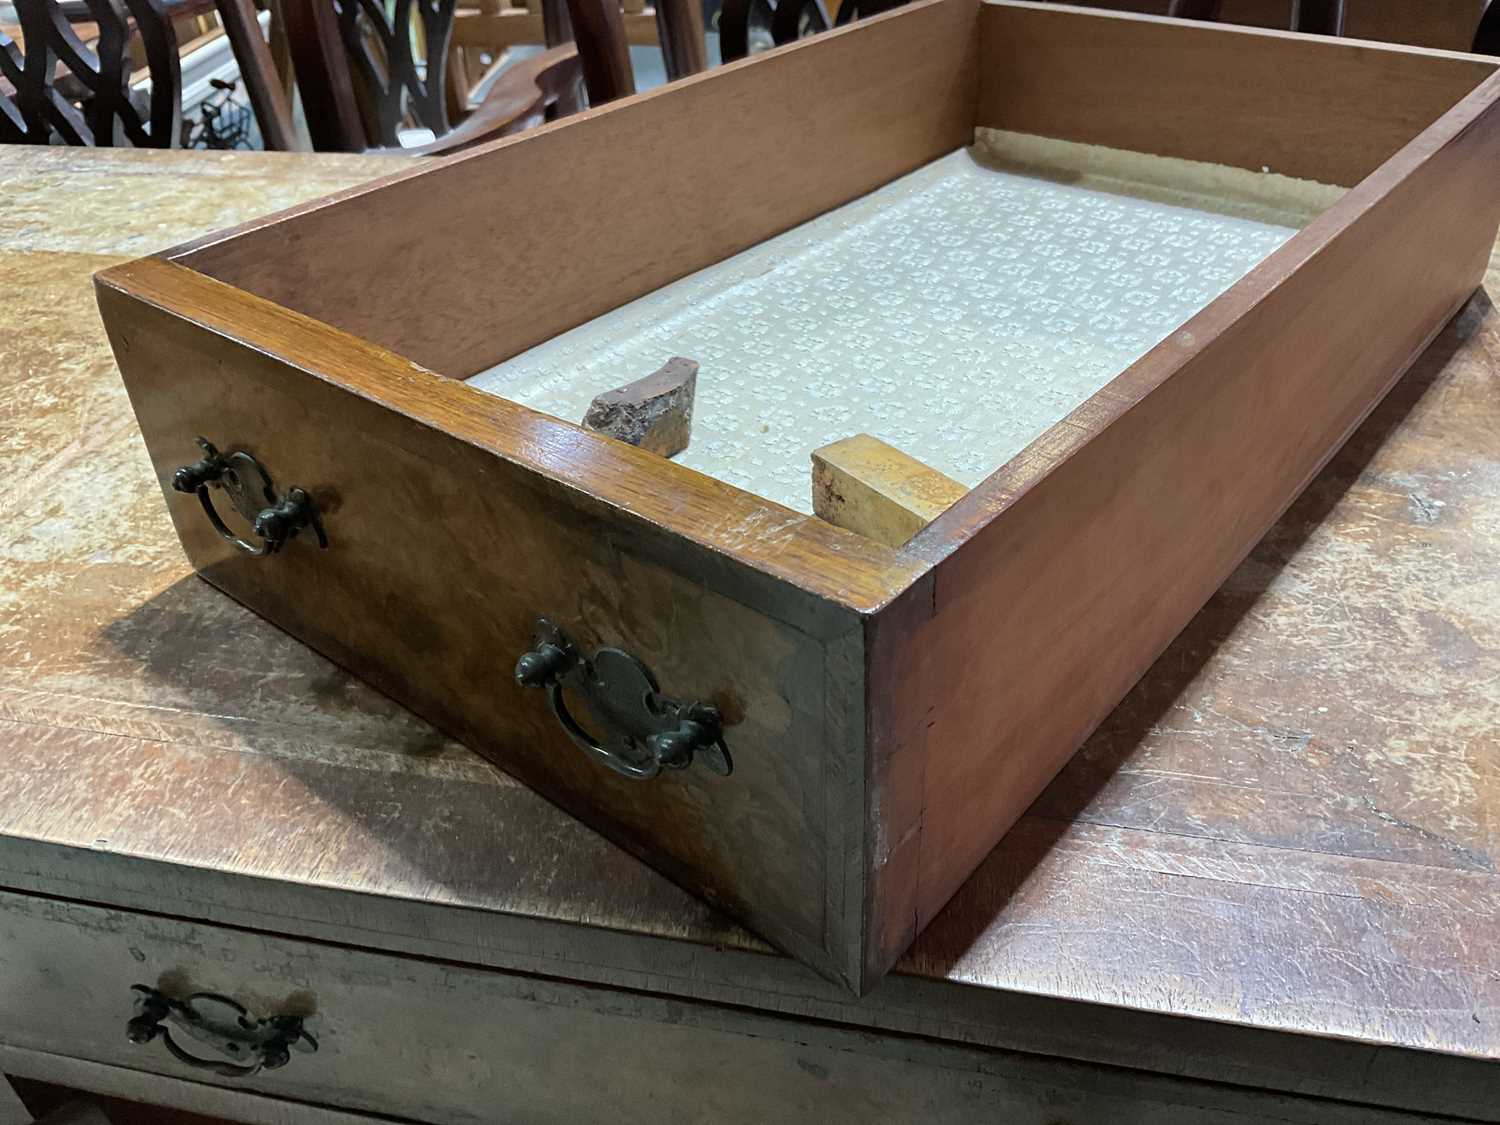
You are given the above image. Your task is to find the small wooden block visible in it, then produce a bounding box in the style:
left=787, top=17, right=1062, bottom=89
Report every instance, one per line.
left=811, top=434, right=969, bottom=548
left=581, top=357, right=698, bottom=457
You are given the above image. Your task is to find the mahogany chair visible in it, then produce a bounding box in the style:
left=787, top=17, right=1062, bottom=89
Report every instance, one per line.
left=719, top=0, right=898, bottom=62
left=450, top=0, right=705, bottom=99
left=282, top=0, right=579, bottom=153
left=0, top=0, right=182, bottom=145
left=558, top=0, right=706, bottom=104
left=1166, top=0, right=1343, bottom=33
left=716, top=0, right=1344, bottom=64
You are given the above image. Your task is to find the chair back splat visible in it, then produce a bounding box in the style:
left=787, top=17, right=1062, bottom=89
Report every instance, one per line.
left=1, top=0, right=181, bottom=146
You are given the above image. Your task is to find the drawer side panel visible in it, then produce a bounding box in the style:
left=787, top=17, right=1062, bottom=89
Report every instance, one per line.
left=866, top=68, right=1500, bottom=983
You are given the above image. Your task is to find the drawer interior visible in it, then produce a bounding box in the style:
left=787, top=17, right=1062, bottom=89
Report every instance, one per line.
left=173, top=0, right=1496, bottom=530
left=465, top=130, right=1337, bottom=514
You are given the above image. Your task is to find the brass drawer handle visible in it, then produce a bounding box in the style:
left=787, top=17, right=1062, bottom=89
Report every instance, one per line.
left=516, top=618, right=733, bottom=780
left=127, top=985, right=317, bottom=1079
left=171, top=438, right=327, bottom=557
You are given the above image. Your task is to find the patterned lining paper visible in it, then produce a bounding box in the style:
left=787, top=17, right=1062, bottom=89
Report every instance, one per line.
left=465, top=130, right=1343, bottom=515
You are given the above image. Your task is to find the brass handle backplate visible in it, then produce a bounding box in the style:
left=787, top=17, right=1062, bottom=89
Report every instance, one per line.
left=516, top=618, right=732, bottom=780
left=171, top=438, right=327, bottom=557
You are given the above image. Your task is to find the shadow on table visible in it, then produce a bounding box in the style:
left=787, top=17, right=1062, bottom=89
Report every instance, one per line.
left=98, top=565, right=735, bottom=945
left=905, top=287, right=1492, bottom=979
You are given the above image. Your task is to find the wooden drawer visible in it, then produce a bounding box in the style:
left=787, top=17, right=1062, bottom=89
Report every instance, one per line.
left=0, top=891, right=1459, bottom=1124
left=94, top=0, right=1500, bottom=993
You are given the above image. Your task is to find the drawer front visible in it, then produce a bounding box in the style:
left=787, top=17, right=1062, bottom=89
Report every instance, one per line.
left=97, top=270, right=872, bottom=988
left=0, top=891, right=1447, bottom=1125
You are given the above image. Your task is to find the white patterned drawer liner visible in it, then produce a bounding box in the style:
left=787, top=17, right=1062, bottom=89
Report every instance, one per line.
left=467, top=130, right=1342, bottom=515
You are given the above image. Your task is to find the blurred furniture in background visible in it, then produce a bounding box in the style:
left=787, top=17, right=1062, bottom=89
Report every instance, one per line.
left=1287, top=0, right=1343, bottom=34
left=283, top=0, right=705, bottom=152
left=717, top=0, right=1491, bottom=60
left=1479, top=0, right=1499, bottom=53
left=718, top=0, right=899, bottom=62
left=486, top=0, right=705, bottom=103
left=0, top=0, right=294, bottom=147
left=2, top=0, right=1494, bottom=153
left=281, top=0, right=578, bottom=153
left=450, top=0, right=703, bottom=79
left=205, top=0, right=296, bottom=147
left=0, top=0, right=700, bottom=153
left=713, top=0, right=1320, bottom=62
left=0, top=0, right=182, bottom=144
left=1050, top=0, right=1482, bottom=49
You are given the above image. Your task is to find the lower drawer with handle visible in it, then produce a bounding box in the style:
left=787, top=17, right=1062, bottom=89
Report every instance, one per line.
left=0, top=890, right=1450, bottom=1124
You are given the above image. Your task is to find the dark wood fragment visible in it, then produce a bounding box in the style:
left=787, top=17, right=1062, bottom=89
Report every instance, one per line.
left=581, top=356, right=697, bottom=458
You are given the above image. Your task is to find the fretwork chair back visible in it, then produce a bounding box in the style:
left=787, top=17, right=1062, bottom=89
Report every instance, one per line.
left=0, top=0, right=181, bottom=145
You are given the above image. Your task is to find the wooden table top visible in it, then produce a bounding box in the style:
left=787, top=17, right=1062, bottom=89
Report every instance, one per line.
left=2, top=146, right=1497, bottom=1120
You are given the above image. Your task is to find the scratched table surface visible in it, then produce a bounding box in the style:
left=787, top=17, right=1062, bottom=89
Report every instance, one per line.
left=2, top=146, right=1497, bottom=1120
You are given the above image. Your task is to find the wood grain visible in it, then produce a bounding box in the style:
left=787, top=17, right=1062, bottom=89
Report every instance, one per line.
left=862, top=51, right=1500, bottom=984
left=174, top=0, right=982, bottom=376
left=977, top=1, right=1499, bottom=186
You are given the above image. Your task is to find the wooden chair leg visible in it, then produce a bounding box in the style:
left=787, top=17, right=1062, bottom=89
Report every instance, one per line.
left=216, top=0, right=301, bottom=150
left=1290, top=0, right=1345, bottom=35
left=542, top=0, right=574, bottom=44
left=655, top=0, right=707, bottom=81
left=717, top=0, right=754, bottom=61
left=540, top=0, right=583, bottom=112
left=266, top=0, right=298, bottom=104
left=565, top=0, right=635, bottom=104
left=1165, top=0, right=1222, bottom=18
left=445, top=42, right=472, bottom=121
left=281, top=0, right=368, bottom=151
